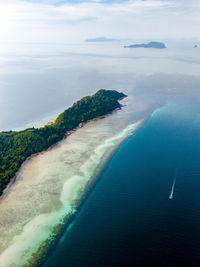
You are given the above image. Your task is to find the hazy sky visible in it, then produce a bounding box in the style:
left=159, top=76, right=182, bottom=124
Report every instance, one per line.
left=0, top=0, right=200, bottom=44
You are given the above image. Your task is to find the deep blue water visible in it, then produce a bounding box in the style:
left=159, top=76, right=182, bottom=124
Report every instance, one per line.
left=44, top=102, right=200, bottom=267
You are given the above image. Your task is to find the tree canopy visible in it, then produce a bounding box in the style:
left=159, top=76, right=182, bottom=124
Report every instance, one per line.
left=0, top=89, right=126, bottom=195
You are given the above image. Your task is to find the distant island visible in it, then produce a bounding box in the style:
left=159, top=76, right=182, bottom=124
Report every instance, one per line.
left=85, top=37, right=120, bottom=42
left=124, top=41, right=167, bottom=49
left=0, top=89, right=126, bottom=195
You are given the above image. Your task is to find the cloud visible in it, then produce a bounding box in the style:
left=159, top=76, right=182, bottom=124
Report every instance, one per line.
left=0, top=0, right=199, bottom=44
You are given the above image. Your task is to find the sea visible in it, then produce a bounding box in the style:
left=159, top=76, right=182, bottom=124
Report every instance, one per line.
left=1, top=40, right=200, bottom=266
left=43, top=102, right=200, bottom=266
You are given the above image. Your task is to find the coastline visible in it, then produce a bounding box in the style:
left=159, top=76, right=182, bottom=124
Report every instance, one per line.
left=0, top=92, right=158, bottom=267
left=0, top=112, right=114, bottom=204
left=0, top=99, right=146, bottom=267
left=34, top=119, right=145, bottom=267
left=0, top=90, right=127, bottom=202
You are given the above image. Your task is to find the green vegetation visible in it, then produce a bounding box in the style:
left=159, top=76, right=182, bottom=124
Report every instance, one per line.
left=0, top=89, right=126, bottom=195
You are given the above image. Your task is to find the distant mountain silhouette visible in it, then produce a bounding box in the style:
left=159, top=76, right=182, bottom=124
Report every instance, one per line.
left=85, top=37, right=120, bottom=42
left=124, top=41, right=167, bottom=49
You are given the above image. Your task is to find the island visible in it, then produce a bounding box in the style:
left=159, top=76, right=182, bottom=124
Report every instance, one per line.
left=124, top=41, right=167, bottom=49
left=0, top=89, right=126, bottom=195
left=85, top=37, right=120, bottom=42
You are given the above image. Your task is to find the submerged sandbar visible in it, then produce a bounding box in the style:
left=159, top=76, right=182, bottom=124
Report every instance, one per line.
left=0, top=89, right=125, bottom=196
left=0, top=94, right=154, bottom=266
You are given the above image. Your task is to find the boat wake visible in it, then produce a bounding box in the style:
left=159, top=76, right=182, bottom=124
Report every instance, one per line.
left=169, top=176, right=176, bottom=200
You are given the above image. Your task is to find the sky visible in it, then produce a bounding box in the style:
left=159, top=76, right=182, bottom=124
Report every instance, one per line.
left=0, top=0, right=200, bottom=44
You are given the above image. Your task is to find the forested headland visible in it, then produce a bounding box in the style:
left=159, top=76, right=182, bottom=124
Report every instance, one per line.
left=0, top=89, right=126, bottom=195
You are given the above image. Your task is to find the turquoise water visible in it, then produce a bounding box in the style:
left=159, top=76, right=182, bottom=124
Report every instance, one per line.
left=44, top=102, right=200, bottom=266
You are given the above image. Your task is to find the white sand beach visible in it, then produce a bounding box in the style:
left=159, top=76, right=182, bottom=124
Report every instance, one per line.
left=0, top=97, right=153, bottom=267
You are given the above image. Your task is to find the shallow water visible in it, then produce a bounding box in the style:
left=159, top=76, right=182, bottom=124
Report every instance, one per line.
left=0, top=96, right=147, bottom=266
left=44, top=102, right=200, bottom=266
left=1, top=39, right=200, bottom=266
left=1, top=40, right=200, bottom=131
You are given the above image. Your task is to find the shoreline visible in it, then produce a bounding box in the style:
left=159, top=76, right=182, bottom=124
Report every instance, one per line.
left=0, top=92, right=126, bottom=202
left=0, top=89, right=126, bottom=198
left=0, top=111, right=118, bottom=204
left=32, top=119, right=145, bottom=267
left=0, top=96, right=153, bottom=267
left=0, top=120, right=144, bottom=267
